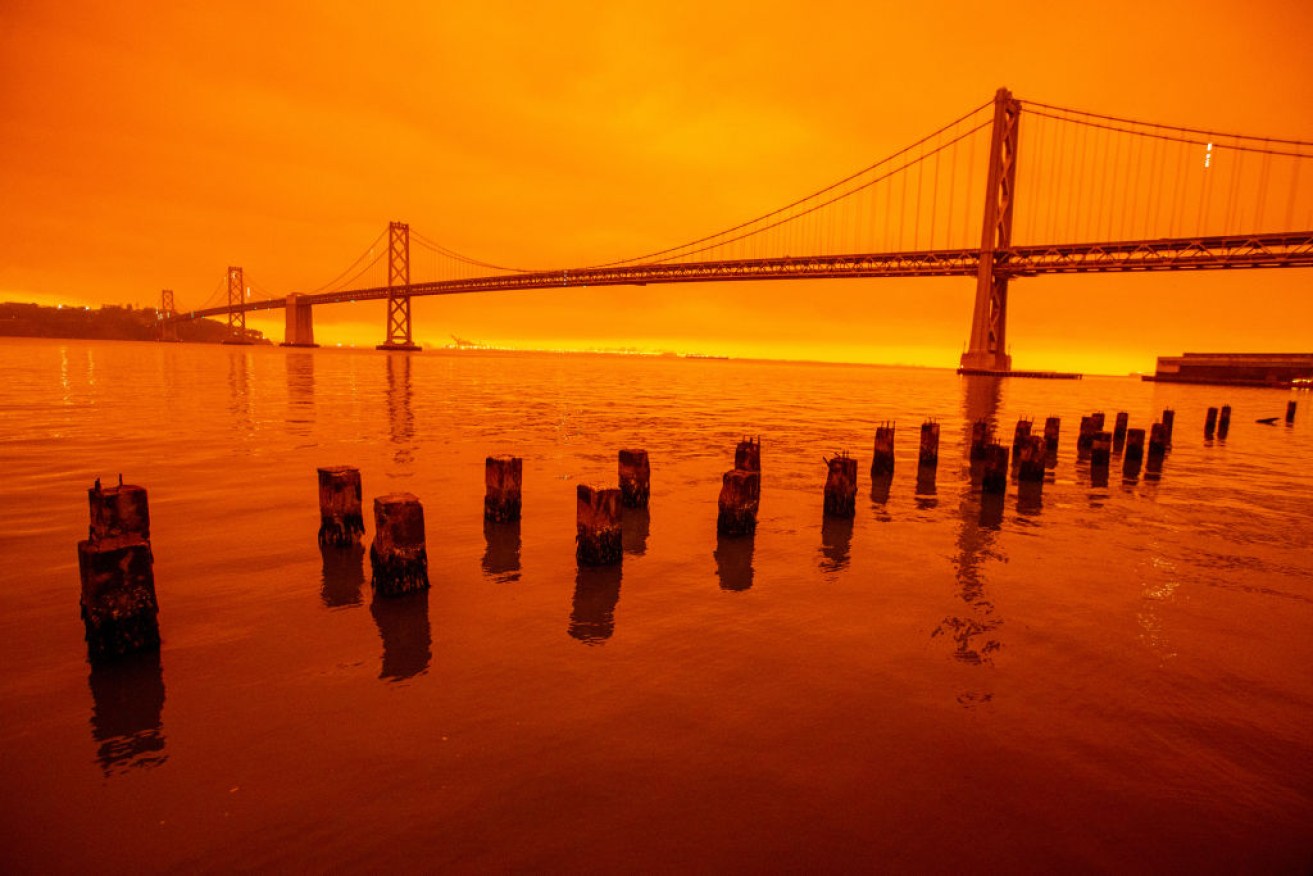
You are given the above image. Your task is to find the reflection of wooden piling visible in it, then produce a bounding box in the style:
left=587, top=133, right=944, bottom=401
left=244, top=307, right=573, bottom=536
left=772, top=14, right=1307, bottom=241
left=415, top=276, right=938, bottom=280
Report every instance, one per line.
left=919, top=421, right=940, bottom=469
left=1286, top=400, right=1296, bottom=424
left=370, top=493, right=430, bottom=596
left=618, top=448, right=651, bottom=508
left=1011, top=418, right=1032, bottom=460
left=1017, top=435, right=1045, bottom=483
left=1113, top=412, right=1129, bottom=450
left=79, top=479, right=160, bottom=661
left=823, top=454, right=858, bottom=518
left=981, top=444, right=1009, bottom=494
left=1090, top=431, right=1112, bottom=467
left=969, top=419, right=990, bottom=461
left=317, top=466, right=364, bottom=546
left=734, top=437, right=761, bottom=473
left=484, top=455, right=523, bottom=522
left=1204, top=407, right=1218, bottom=439
left=1162, top=408, right=1176, bottom=445
left=1077, top=416, right=1096, bottom=455
left=717, top=469, right=761, bottom=537
left=576, top=485, right=622, bottom=565
left=1123, top=428, right=1145, bottom=478
left=871, top=423, right=895, bottom=477
left=1218, top=405, right=1231, bottom=439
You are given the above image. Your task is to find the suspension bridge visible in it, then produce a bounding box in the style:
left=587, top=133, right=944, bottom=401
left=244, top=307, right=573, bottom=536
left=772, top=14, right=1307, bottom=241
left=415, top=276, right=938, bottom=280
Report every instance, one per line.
left=162, top=88, right=1313, bottom=373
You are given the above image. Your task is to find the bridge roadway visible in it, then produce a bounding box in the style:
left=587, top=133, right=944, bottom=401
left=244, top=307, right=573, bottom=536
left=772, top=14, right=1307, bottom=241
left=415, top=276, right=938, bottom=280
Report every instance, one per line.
left=182, top=231, right=1313, bottom=320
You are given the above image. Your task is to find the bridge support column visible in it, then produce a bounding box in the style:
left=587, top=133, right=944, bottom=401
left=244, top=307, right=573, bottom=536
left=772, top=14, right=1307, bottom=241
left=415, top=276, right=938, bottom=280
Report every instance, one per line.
left=281, top=293, right=319, bottom=347
left=377, top=221, right=421, bottom=352
left=221, top=266, right=253, bottom=345
left=960, top=87, right=1020, bottom=373
left=158, top=289, right=179, bottom=342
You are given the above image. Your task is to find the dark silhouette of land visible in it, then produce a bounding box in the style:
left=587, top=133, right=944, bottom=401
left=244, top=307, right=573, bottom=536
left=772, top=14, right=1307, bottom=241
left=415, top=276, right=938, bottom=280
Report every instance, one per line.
left=0, top=301, right=269, bottom=344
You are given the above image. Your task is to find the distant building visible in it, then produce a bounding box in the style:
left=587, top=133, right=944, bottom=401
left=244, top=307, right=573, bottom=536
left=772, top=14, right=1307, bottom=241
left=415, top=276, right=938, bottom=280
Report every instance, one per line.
left=1146, top=352, right=1313, bottom=387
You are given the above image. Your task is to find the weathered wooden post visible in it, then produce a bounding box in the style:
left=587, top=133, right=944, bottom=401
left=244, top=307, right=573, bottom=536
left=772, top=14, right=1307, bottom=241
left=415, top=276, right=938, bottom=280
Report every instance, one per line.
left=1162, top=408, right=1176, bottom=445
left=1113, top=412, right=1129, bottom=451
left=1043, top=416, right=1060, bottom=467
left=1077, top=416, right=1096, bottom=456
left=484, top=455, right=523, bottom=522
left=1012, top=418, right=1032, bottom=464
left=618, top=448, right=650, bottom=508
left=734, top=437, right=761, bottom=473
left=1017, top=434, right=1045, bottom=483
left=981, top=444, right=1009, bottom=495
left=370, top=493, right=430, bottom=596
left=1122, top=428, right=1145, bottom=479
left=823, top=454, right=858, bottom=518
left=1286, top=400, right=1296, bottom=424
left=717, top=469, right=761, bottom=537
left=1204, top=407, right=1218, bottom=439
left=1090, top=431, right=1112, bottom=468
left=78, top=478, right=160, bottom=660
left=919, top=420, right=940, bottom=470
left=871, top=423, right=895, bottom=477
left=1218, top=405, right=1231, bottom=440
left=1148, top=422, right=1168, bottom=462
left=970, top=419, right=990, bottom=461
left=1091, top=411, right=1106, bottom=431
left=317, top=465, right=364, bottom=546
left=576, top=485, right=622, bottom=565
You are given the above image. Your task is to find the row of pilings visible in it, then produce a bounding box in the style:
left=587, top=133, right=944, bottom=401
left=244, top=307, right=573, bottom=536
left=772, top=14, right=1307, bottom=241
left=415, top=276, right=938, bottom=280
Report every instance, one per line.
left=76, top=400, right=1298, bottom=661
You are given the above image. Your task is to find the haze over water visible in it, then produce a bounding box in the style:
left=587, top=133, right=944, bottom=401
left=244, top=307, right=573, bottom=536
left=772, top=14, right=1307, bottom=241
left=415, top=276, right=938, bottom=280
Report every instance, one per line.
left=1, top=337, right=1311, bottom=872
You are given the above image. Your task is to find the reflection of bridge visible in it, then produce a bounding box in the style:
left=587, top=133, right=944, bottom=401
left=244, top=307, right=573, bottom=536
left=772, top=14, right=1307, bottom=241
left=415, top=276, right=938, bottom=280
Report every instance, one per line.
left=163, top=88, right=1313, bottom=372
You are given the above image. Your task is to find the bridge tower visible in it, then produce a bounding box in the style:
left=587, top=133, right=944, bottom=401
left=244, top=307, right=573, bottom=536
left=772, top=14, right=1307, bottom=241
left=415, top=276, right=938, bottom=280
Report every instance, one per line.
left=159, top=289, right=179, bottom=342
left=222, top=266, right=253, bottom=345
left=377, top=221, right=421, bottom=351
left=959, top=87, right=1020, bottom=373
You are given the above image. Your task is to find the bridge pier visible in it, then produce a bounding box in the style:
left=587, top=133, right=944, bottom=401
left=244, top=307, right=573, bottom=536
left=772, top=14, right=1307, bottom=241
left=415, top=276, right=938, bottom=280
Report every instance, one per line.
left=959, top=88, right=1019, bottom=374
left=281, top=293, right=319, bottom=348
left=221, top=266, right=253, bottom=346
left=158, top=290, right=179, bottom=342
left=377, top=221, right=422, bottom=352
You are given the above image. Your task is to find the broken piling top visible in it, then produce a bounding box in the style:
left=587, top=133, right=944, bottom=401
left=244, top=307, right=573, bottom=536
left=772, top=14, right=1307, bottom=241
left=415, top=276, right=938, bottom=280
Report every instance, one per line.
left=734, top=437, right=761, bottom=473
left=1043, top=416, right=1061, bottom=448
left=1148, top=422, right=1168, bottom=457
left=1012, top=418, right=1033, bottom=452
left=1162, top=408, right=1176, bottom=442
left=484, top=455, right=523, bottom=522
left=1017, top=434, right=1046, bottom=482
left=871, top=422, right=895, bottom=476
left=1114, top=411, right=1129, bottom=439
left=576, top=485, right=623, bottom=566
left=317, top=466, right=365, bottom=546
left=717, top=469, right=761, bottom=537
left=618, top=448, right=651, bottom=508
left=1091, top=411, right=1106, bottom=431
left=919, top=420, right=940, bottom=467
left=824, top=454, right=858, bottom=518
left=372, top=493, right=427, bottom=552
left=970, top=419, right=991, bottom=460
left=1218, top=405, right=1232, bottom=439
left=981, top=444, right=1009, bottom=494
left=88, top=478, right=150, bottom=545
left=1287, top=400, right=1297, bottom=423
left=1205, top=407, right=1219, bottom=438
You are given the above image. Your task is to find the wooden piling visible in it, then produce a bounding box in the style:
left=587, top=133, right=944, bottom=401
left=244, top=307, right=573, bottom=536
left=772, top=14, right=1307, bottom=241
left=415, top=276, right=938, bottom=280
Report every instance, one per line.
left=618, top=448, right=650, bottom=509
left=1218, top=405, right=1231, bottom=440
left=1148, top=422, right=1168, bottom=461
left=981, top=444, right=1009, bottom=495
left=79, top=478, right=159, bottom=661
left=1123, top=428, right=1145, bottom=478
left=823, top=454, right=858, bottom=518
left=484, top=455, right=523, bottom=522
left=1091, top=411, right=1106, bottom=431
left=1077, top=416, right=1096, bottom=455
left=317, top=465, right=364, bottom=546
left=1017, top=434, right=1045, bottom=483
left=871, top=423, right=895, bottom=477
left=734, top=437, right=761, bottom=473
left=1043, top=416, right=1060, bottom=468
left=1012, top=418, right=1033, bottom=462
left=1090, top=431, right=1112, bottom=467
left=1204, top=407, right=1218, bottom=439
left=1113, top=412, right=1129, bottom=450
left=918, top=420, right=940, bottom=469
left=1162, top=408, right=1176, bottom=445
left=370, top=493, right=430, bottom=596
left=717, top=469, right=761, bottom=537
left=1286, top=400, right=1296, bottom=424
left=970, top=419, right=990, bottom=461
left=576, top=485, right=622, bottom=565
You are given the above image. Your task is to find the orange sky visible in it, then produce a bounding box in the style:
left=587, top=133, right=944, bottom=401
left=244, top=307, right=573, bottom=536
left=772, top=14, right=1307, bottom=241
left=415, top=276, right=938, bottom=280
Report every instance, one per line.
left=2, top=0, right=1311, bottom=374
